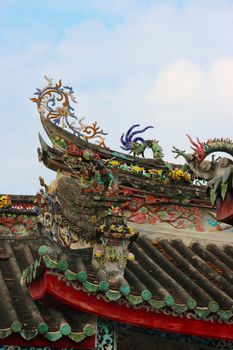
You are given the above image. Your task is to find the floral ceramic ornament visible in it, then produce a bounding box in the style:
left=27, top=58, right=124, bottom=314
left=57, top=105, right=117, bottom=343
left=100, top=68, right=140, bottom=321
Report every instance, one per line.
left=0, top=195, right=11, bottom=209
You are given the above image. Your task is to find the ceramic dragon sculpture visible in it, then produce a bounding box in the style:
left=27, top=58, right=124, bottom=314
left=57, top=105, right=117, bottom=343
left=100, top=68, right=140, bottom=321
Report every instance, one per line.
left=120, top=124, right=164, bottom=160
left=173, top=135, right=233, bottom=184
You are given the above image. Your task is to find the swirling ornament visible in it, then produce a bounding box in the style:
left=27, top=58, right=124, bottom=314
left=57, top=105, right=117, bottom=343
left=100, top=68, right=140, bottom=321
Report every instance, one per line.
left=32, top=76, right=108, bottom=147
left=77, top=118, right=108, bottom=148
left=31, top=76, right=80, bottom=134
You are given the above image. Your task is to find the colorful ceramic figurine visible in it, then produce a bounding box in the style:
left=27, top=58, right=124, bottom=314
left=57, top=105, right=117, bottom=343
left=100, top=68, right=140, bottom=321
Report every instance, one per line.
left=120, top=124, right=163, bottom=159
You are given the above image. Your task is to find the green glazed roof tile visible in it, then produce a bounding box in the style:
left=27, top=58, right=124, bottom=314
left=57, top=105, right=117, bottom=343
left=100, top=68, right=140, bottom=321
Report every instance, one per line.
left=194, top=307, right=210, bottom=318
left=68, top=332, right=86, bottom=343
left=83, top=324, right=95, bottom=337
left=148, top=299, right=166, bottom=309
left=172, top=304, right=188, bottom=314
left=126, top=294, right=143, bottom=305
left=0, top=328, right=12, bottom=339
left=20, top=234, right=233, bottom=323
left=45, top=331, right=62, bottom=342
left=105, top=289, right=122, bottom=301
left=99, top=280, right=109, bottom=291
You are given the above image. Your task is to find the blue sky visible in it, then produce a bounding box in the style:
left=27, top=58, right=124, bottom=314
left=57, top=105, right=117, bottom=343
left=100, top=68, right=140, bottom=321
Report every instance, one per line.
left=0, top=0, right=233, bottom=194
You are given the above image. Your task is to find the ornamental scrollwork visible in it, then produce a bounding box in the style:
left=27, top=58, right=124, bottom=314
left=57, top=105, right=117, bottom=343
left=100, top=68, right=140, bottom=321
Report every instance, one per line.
left=97, top=318, right=115, bottom=350
left=31, top=76, right=108, bottom=147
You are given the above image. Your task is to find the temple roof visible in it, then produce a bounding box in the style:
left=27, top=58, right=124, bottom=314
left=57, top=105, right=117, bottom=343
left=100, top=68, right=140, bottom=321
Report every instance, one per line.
left=1, top=198, right=226, bottom=325
left=0, top=204, right=95, bottom=345
left=2, top=195, right=233, bottom=329
left=24, top=234, right=233, bottom=322
left=1, top=77, right=233, bottom=346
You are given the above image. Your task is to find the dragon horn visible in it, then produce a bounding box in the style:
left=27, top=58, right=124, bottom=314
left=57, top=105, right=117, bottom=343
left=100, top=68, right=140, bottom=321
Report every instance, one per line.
left=197, top=137, right=202, bottom=145
left=186, top=134, right=199, bottom=149
left=197, top=137, right=204, bottom=152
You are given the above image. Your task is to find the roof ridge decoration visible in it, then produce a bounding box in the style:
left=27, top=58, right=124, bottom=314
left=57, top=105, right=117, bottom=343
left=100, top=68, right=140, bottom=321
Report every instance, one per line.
left=173, top=135, right=233, bottom=183
left=188, top=135, right=233, bottom=162
left=36, top=174, right=139, bottom=284
left=120, top=124, right=164, bottom=160
left=93, top=206, right=138, bottom=292
left=173, top=135, right=233, bottom=211
left=0, top=195, right=38, bottom=238
left=0, top=195, right=11, bottom=209
left=31, top=76, right=108, bottom=148
left=32, top=78, right=205, bottom=193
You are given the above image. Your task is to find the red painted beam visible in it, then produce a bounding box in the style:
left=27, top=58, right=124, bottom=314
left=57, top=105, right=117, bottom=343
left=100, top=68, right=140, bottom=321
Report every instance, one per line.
left=29, top=271, right=233, bottom=341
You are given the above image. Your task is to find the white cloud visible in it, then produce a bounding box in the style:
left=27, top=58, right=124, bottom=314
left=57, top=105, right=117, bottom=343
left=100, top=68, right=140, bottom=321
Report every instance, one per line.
left=150, top=60, right=204, bottom=104
left=149, top=57, right=233, bottom=106
left=208, top=57, right=233, bottom=105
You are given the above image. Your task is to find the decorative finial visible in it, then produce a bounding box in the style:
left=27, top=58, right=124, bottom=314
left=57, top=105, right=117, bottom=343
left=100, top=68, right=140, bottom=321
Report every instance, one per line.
left=31, top=77, right=108, bottom=147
